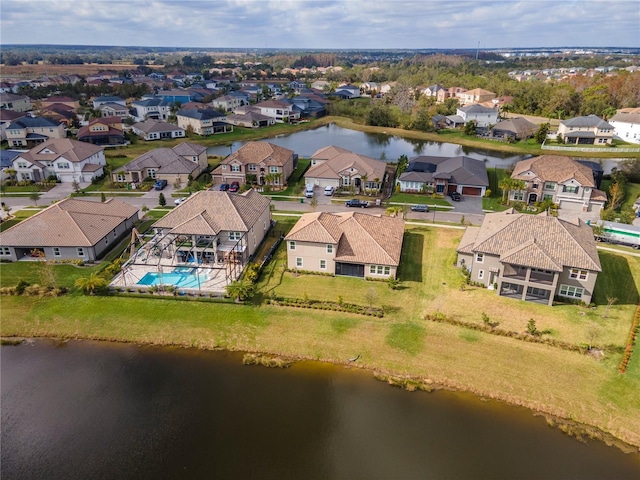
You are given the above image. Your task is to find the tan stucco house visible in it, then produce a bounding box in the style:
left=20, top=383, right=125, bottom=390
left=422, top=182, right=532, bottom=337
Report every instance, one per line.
left=285, top=211, right=405, bottom=279
left=457, top=209, right=602, bottom=306
left=557, top=115, right=614, bottom=145
left=510, top=155, right=607, bottom=214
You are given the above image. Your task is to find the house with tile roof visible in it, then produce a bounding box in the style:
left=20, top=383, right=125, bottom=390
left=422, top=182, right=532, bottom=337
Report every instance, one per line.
left=510, top=155, right=607, bottom=213
left=97, top=102, right=130, bottom=119
left=130, top=97, right=171, bottom=122
left=0, top=198, right=138, bottom=262
left=131, top=119, right=185, bottom=141
left=252, top=99, right=300, bottom=123
left=12, top=138, right=105, bottom=183
left=285, top=211, right=405, bottom=278
left=77, top=117, right=126, bottom=145
left=92, top=95, right=126, bottom=109
left=0, top=109, right=26, bottom=142
left=305, top=146, right=387, bottom=194
left=490, top=117, right=537, bottom=140
left=456, top=209, right=602, bottom=305
left=397, top=155, right=489, bottom=196
left=211, top=92, right=249, bottom=111
left=557, top=114, right=614, bottom=145
left=451, top=104, right=499, bottom=128
left=112, top=142, right=207, bottom=185
left=456, top=88, right=496, bottom=106
left=212, top=141, right=295, bottom=189
left=609, top=112, right=640, bottom=144
left=225, top=110, right=275, bottom=129
left=40, top=96, right=79, bottom=111
left=6, top=116, right=66, bottom=148
left=176, top=108, right=232, bottom=136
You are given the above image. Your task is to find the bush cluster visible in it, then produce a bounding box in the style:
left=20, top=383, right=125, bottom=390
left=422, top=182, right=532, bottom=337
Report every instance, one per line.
left=618, top=306, right=640, bottom=373
left=0, top=280, right=66, bottom=297
left=266, top=296, right=384, bottom=317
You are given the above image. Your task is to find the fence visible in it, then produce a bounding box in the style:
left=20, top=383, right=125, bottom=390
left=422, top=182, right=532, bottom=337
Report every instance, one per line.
left=541, top=141, right=640, bottom=153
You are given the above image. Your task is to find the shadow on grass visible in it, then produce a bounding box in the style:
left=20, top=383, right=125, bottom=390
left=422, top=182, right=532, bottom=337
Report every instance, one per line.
left=386, top=322, right=426, bottom=356
left=399, top=232, right=424, bottom=283
left=594, top=252, right=639, bottom=305
left=382, top=305, right=401, bottom=314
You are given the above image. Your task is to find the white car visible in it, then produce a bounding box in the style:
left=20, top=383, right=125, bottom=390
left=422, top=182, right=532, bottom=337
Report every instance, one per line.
left=174, top=197, right=188, bottom=205
left=324, top=186, right=335, bottom=196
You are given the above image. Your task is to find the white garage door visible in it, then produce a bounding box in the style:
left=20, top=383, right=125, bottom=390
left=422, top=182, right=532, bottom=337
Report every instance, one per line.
left=558, top=200, right=583, bottom=211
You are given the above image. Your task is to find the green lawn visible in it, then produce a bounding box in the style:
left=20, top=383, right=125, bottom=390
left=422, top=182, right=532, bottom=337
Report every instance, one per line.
left=0, top=209, right=41, bottom=232
left=388, top=193, right=453, bottom=207
left=482, top=167, right=512, bottom=211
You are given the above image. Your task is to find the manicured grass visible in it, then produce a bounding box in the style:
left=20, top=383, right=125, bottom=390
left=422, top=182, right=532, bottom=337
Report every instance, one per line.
left=0, top=209, right=41, bottom=232
left=259, top=158, right=310, bottom=197
left=483, top=167, right=512, bottom=211
left=622, top=182, right=640, bottom=211
left=388, top=193, right=453, bottom=207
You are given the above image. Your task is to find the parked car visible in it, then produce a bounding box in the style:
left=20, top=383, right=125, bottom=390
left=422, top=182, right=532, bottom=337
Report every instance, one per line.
left=410, top=204, right=429, bottom=212
left=449, top=191, right=461, bottom=201
left=174, top=197, right=188, bottom=206
left=229, top=181, right=240, bottom=193
left=154, top=179, right=168, bottom=190
left=324, top=186, right=335, bottom=196
left=345, top=199, right=370, bottom=208
left=304, top=184, right=314, bottom=198
left=219, top=183, right=229, bottom=191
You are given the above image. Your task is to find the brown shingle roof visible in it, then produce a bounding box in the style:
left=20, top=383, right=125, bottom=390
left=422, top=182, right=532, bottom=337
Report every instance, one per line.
left=286, top=212, right=405, bottom=267
left=0, top=198, right=138, bottom=247
left=223, top=141, right=293, bottom=167
left=19, top=138, right=103, bottom=165
left=457, top=210, right=601, bottom=272
left=152, top=189, right=270, bottom=235
left=511, top=155, right=595, bottom=187
left=306, top=147, right=386, bottom=182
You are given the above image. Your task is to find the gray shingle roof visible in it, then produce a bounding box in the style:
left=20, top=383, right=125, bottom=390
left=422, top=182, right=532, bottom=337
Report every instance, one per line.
left=122, top=144, right=202, bottom=175
left=561, top=114, right=613, bottom=129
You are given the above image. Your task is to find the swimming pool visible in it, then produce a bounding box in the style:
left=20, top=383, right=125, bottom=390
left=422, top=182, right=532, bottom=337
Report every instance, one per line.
left=137, top=268, right=207, bottom=289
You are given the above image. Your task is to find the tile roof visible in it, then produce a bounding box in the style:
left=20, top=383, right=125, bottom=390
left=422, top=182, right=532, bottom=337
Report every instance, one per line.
left=306, top=146, right=386, bottom=181
left=121, top=143, right=203, bottom=175
left=18, top=138, right=103, bottom=165
left=0, top=198, right=138, bottom=247
left=399, top=155, right=488, bottom=187
left=491, top=117, right=537, bottom=137
left=223, top=141, right=294, bottom=166
left=177, top=108, right=225, bottom=121
left=152, top=189, right=270, bottom=235
left=286, top=212, right=405, bottom=267
left=133, top=119, right=185, bottom=134
left=511, top=155, right=595, bottom=187
left=7, top=116, right=61, bottom=129
left=457, top=210, right=601, bottom=272
left=609, top=113, right=640, bottom=124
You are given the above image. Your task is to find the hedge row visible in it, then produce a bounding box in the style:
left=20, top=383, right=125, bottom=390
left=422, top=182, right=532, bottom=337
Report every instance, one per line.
left=618, top=304, right=640, bottom=373
left=266, top=297, right=384, bottom=317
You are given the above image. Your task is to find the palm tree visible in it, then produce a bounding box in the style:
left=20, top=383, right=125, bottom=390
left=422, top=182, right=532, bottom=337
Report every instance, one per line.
left=226, top=279, right=254, bottom=302
left=360, top=173, right=368, bottom=195
left=75, top=273, right=107, bottom=295
left=498, top=177, right=513, bottom=204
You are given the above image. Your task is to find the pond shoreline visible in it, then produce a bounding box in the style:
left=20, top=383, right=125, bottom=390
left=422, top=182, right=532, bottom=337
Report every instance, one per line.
left=3, top=334, right=639, bottom=454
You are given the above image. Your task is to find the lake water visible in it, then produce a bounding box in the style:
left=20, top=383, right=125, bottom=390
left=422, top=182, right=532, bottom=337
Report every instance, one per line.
left=2, top=340, right=639, bottom=480
left=207, top=123, right=623, bottom=172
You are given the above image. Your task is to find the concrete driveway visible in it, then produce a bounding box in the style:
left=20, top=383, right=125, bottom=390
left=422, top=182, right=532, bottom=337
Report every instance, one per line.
left=449, top=195, right=485, bottom=215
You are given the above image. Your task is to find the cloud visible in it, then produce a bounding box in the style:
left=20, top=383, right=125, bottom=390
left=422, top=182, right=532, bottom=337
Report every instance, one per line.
left=1, top=0, right=638, bottom=48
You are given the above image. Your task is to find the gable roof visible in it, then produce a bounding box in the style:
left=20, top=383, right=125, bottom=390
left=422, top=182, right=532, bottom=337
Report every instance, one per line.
left=306, top=146, right=386, bottom=181
left=7, top=116, right=61, bottom=129
left=609, top=112, right=640, bottom=125
left=511, top=155, right=595, bottom=186
left=457, top=210, right=601, bottom=272
left=18, top=138, right=103, bottom=165
left=152, top=189, right=270, bottom=235
left=121, top=142, right=204, bottom=174
left=0, top=198, right=138, bottom=247
left=400, top=155, right=488, bottom=187
left=286, top=212, right=405, bottom=267
left=223, top=141, right=293, bottom=166
left=133, top=119, right=184, bottom=133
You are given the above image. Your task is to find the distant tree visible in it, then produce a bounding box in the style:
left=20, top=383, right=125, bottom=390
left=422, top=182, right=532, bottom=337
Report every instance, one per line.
left=29, top=192, right=40, bottom=206
left=365, top=287, right=378, bottom=310
left=534, top=122, right=550, bottom=144
left=463, top=120, right=477, bottom=136
left=158, top=192, right=166, bottom=207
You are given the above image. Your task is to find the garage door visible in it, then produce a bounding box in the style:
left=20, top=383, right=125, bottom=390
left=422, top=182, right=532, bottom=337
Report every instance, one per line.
left=461, top=186, right=482, bottom=196
left=558, top=200, right=583, bottom=211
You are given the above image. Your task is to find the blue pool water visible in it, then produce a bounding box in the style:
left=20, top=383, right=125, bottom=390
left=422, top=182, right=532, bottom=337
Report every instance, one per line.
left=137, top=269, right=206, bottom=288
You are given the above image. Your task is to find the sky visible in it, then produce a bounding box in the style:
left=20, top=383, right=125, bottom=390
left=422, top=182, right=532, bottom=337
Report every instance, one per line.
left=1, top=0, right=639, bottom=50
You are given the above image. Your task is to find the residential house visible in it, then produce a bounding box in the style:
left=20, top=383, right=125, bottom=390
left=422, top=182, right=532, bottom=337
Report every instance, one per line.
left=112, top=142, right=207, bottom=185
left=490, top=117, right=537, bottom=140
left=130, top=97, right=172, bottom=123
left=6, top=116, right=66, bottom=148
left=0, top=150, right=21, bottom=181
left=285, top=211, right=405, bottom=279
left=0, top=109, right=26, bottom=141
left=0, top=198, right=138, bottom=262
left=132, top=119, right=186, bottom=141
left=225, top=110, right=275, bottom=128
left=40, top=96, right=79, bottom=111
left=305, top=146, right=386, bottom=193
left=252, top=100, right=300, bottom=123
left=0, top=93, right=31, bottom=112
left=436, top=87, right=466, bottom=103
left=211, top=92, right=249, bottom=111
left=456, top=88, right=496, bottom=106
left=396, top=155, right=489, bottom=196
left=146, top=89, right=194, bottom=105
left=453, top=104, right=499, bottom=128
left=510, top=155, right=607, bottom=213
left=98, top=102, right=130, bottom=119
left=212, top=141, right=295, bottom=188
left=557, top=114, right=614, bottom=145
left=12, top=138, right=106, bottom=183
left=333, top=84, right=361, bottom=99
left=77, top=117, right=126, bottom=145
left=456, top=209, right=601, bottom=306
left=609, top=112, right=640, bottom=144
left=176, top=108, right=232, bottom=135
left=39, top=103, right=77, bottom=127
left=110, top=189, right=272, bottom=292
left=421, top=84, right=445, bottom=98
left=92, top=95, right=126, bottom=109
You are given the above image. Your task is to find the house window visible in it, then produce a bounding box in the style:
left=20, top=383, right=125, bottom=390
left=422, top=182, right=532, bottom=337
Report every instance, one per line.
left=57, top=162, right=71, bottom=170
left=77, top=247, right=85, bottom=257
left=231, top=164, right=241, bottom=172
left=296, top=257, right=303, bottom=268
left=1, top=247, right=10, bottom=255
left=342, top=176, right=350, bottom=186
left=543, top=194, right=554, bottom=201
left=559, top=284, right=584, bottom=299
left=569, top=268, right=588, bottom=280
left=147, top=168, right=157, bottom=179
left=532, top=183, right=539, bottom=189
left=513, top=192, right=524, bottom=201
left=384, top=266, right=390, bottom=276
left=475, top=253, right=484, bottom=263
left=17, top=162, right=27, bottom=168
left=563, top=186, right=578, bottom=194
left=320, top=259, right=326, bottom=270
left=543, top=182, right=556, bottom=190
left=229, top=232, right=242, bottom=241
left=248, top=164, right=257, bottom=171
left=269, top=166, right=279, bottom=173
left=326, top=244, right=333, bottom=254
left=53, top=247, right=61, bottom=257
left=116, top=174, right=126, bottom=182
left=289, top=241, right=295, bottom=250
left=478, top=270, right=485, bottom=280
